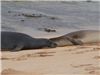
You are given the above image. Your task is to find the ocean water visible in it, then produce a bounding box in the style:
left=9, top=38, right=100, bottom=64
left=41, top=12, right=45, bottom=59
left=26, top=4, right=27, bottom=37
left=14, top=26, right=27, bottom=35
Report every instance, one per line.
left=1, top=1, right=100, bottom=37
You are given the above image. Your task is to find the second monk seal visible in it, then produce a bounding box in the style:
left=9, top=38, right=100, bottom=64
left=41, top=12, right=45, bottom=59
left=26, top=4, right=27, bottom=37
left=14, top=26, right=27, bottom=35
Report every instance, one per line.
left=50, top=30, right=100, bottom=47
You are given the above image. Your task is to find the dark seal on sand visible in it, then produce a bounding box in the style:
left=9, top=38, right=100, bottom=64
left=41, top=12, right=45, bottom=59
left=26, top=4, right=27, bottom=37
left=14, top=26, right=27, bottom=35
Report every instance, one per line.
left=1, top=31, right=57, bottom=51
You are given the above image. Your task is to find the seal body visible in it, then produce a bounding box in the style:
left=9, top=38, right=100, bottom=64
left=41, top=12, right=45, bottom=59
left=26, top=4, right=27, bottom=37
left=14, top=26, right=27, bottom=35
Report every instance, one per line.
left=1, top=31, right=57, bottom=51
left=50, top=30, right=100, bottom=47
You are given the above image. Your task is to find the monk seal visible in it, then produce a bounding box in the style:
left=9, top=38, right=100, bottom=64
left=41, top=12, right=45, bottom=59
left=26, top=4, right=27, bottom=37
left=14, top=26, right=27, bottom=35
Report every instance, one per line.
left=1, top=31, right=57, bottom=51
left=50, top=30, right=100, bottom=47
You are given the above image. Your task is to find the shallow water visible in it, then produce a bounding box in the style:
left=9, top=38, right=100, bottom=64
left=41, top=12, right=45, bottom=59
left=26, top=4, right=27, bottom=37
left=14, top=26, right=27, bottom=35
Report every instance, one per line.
left=1, top=1, right=100, bottom=38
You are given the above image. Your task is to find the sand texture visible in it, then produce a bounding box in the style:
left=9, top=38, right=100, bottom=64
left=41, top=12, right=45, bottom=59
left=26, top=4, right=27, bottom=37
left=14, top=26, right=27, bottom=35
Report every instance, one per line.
left=1, top=44, right=100, bottom=75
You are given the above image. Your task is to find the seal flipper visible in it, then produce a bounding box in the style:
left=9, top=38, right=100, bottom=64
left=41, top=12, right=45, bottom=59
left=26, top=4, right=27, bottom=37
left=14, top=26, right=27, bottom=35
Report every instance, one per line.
left=71, top=39, right=83, bottom=45
left=11, top=44, right=24, bottom=52
left=66, top=37, right=83, bottom=45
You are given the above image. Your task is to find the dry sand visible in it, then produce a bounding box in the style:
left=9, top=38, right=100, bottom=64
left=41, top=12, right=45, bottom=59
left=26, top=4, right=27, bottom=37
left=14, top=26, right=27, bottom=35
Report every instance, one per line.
left=1, top=43, right=100, bottom=75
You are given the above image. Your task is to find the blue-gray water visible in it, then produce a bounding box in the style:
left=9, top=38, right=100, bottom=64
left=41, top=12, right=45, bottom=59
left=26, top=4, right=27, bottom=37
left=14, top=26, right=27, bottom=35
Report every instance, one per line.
left=1, top=1, right=100, bottom=37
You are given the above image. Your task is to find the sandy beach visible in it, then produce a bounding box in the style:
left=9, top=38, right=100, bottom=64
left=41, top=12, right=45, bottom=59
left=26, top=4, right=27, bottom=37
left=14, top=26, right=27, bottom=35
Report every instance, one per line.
left=1, top=44, right=100, bottom=75
left=1, top=1, right=100, bottom=75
